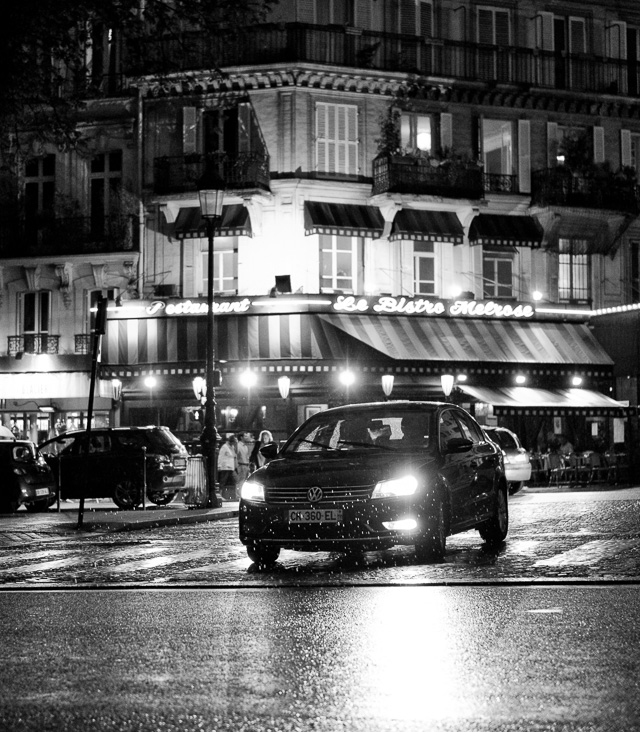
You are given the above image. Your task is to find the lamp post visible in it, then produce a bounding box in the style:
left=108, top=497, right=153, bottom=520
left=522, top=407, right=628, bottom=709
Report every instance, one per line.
left=198, top=170, right=225, bottom=508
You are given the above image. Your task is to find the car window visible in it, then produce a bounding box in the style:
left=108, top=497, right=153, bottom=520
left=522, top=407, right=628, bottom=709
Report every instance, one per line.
left=438, top=410, right=465, bottom=451
left=44, top=434, right=82, bottom=456
left=455, top=411, right=483, bottom=444
left=487, top=429, right=518, bottom=451
left=88, top=434, right=110, bottom=453
left=13, top=444, right=36, bottom=462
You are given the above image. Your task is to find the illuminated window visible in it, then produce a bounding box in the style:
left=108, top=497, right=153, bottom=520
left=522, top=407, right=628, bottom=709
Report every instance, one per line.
left=558, top=238, right=590, bottom=303
left=483, top=249, right=513, bottom=299
left=401, top=113, right=432, bottom=153
left=320, top=235, right=358, bottom=292
left=413, top=242, right=436, bottom=295
left=482, top=119, right=513, bottom=179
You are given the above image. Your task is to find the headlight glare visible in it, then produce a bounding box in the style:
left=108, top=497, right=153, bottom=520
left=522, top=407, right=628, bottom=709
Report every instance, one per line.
left=372, top=475, right=419, bottom=498
left=241, top=480, right=265, bottom=502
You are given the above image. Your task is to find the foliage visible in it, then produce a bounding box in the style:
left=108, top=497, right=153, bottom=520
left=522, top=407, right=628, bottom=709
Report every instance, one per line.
left=375, top=107, right=401, bottom=156
left=0, top=0, right=276, bottom=156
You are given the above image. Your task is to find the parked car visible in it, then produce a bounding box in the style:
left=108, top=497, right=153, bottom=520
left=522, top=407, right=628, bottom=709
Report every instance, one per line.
left=0, top=439, right=57, bottom=513
left=39, top=426, right=189, bottom=509
left=239, top=401, right=508, bottom=566
left=482, top=426, right=532, bottom=494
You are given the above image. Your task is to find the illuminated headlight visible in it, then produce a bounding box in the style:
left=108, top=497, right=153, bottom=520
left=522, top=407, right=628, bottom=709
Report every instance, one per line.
left=382, top=518, right=418, bottom=531
left=241, top=480, right=265, bottom=502
left=371, top=475, right=419, bottom=499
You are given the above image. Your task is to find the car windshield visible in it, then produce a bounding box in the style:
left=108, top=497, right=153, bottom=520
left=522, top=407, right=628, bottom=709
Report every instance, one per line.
left=487, top=430, right=518, bottom=451
left=285, top=407, right=436, bottom=455
left=114, top=430, right=180, bottom=452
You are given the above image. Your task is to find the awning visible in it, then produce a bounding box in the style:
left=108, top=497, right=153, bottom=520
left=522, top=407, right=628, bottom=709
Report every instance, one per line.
left=468, top=214, right=543, bottom=248
left=172, top=204, right=252, bottom=239
left=539, top=209, right=629, bottom=256
left=319, top=314, right=613, bottom=366
left=389, top=209, right=463, bottom=243
left=458, top=385, right=626, bottom=411
left=304, top=202, right=384, bottom=238
left=0, top=372, right=116, bottom=400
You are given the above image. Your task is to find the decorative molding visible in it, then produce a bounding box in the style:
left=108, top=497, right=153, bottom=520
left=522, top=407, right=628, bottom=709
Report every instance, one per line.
left=23, top=265, right=41, bottom=291
left=91, top=263, right=107, bottom=290
left=54, top=263, right=73, bottom=308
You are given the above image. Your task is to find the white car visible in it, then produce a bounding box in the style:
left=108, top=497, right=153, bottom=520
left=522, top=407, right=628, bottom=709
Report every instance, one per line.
left=483, top=426, right=532, bottom=494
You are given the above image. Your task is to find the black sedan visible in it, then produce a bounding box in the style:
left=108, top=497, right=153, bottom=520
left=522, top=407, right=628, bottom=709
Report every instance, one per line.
left=0, top=439, right=57, bottom=513
left=239, top=401, right=508, bottom=565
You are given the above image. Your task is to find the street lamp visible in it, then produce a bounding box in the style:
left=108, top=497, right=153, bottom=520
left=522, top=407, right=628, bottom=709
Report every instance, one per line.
left=441, top=374, right=455, bottom=398
left=381, top=374, right=394, bottom=398
left=198, top=169, right=225, bottom=508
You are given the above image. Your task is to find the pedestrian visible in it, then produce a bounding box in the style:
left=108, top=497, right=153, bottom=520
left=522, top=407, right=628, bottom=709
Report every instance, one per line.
left=235, top=431, right=254, bottom=498
left=558, top=434, right=574, bottom=455
left=251, top=429, right=275, bottom=470
left=217, top=433, right=238, bottom=501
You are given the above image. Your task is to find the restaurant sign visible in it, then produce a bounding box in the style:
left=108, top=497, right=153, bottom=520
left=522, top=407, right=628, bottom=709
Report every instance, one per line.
left=333, top=295, right=534, bottom=319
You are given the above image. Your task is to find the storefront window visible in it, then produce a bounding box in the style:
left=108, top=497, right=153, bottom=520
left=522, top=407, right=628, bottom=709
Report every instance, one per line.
left=483, top=250, right=513, bottom=299
left=319, top=234, right=358, bottom=292
left=558, top=238, right=590, bottom=303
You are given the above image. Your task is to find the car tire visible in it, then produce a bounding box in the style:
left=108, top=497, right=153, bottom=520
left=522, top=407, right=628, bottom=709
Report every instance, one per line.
left=113, top=480, right=142, bottom=510
left=508, top=481, right=523, bottom=494
left=25, top=500, right=50, bottom=513
left=247, top=543, right=280, bottom=566
left=479, top=486, right=509, bottom=546
left=147, top=492, right=177, bottom=506
left=415, top=495, right=447, bottom=563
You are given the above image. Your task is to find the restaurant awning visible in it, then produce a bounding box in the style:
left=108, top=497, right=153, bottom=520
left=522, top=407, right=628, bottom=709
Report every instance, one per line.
left=539, top=209, right=630, bottom=256
left=171, top=204, right=252, bottom=239
left=389, top=209, right=463, bottom=243
left=319, top=314, right=613, bottom=366
left=304, top=202, right=384, bottom=238
left=457, top=385, right=626, bottom=411
left=468, top=214, right=543, bottom=248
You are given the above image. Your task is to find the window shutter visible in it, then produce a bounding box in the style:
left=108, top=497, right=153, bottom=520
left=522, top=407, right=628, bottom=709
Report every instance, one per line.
left=518, top=119, right=531, bottom=194
left=317, top=0, right=331, bottom=25
left=478, top=8, right=493, bottom=43
left=569, top=18, right=586, bottom=54
left=356, top=0, right=372, bottom=30
left=495, top=10, right=510, bottom=46
left=316, top=103, right=328, bottom=172
left=297, top=0, right=314, bottom=22
left=346, top=105, right=358, bottom=174
left=606, top=21, right=627, bottom=59
left=440, top=112, right=452, bottom=151
left=547, top=121, right=558, bottom=166
left=400, top=0, right=417, bottom=35
left=238, top=103, right=251, bottom=153
left=420, top=0, right=433, bottom=38
left=385, top=0, right=399, bottom=33
left=182, top=107, right=197, bottom=155
left=538, top=12, right=554, bottom=50
left=621, top=129, right=632, bottom=168
left=593, top=126, right=605, bottom=164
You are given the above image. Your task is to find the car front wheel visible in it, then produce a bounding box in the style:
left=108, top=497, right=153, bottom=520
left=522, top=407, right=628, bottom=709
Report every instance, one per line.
left=479, top=486, right=508, bottom=546
left=415, top=495, right=447, bottom=563
left=247, top=543, right=280, bottom=566
left=147, top=492, right=177, bottom=506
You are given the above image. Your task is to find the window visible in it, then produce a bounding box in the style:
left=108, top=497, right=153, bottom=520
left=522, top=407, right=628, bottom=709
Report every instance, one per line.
left=203, top=104, right=263, bottom=156
left=477, top=7, right=510, bottom=80
left=439, top=410, right=464, bottom=451
left=202, top=240, right=237, bottom=294
left=455, top=412, right=484, bottom=443
left=631, top=241, right=640, bottom=302
left=315, top=103, right=358, bottom=175
left=315, top=0, right=352, bottom=24
left=319, top=235, right=358, bottom=292
left=90, top=150, right=122, bottom=238
left=558, top=238, right=590, bottom=303
left=24, top=155, right=55, bottom=218
left=401, top=113, right=433, bottom=153
left=414, top=242, right=436, bottom=295
left=482, top=119, right=514, bottom=190
left=483, top=250, right=513, bottom=299
left=631, top=133, right=640, bottom=171
left=21, top=291, right=51, bottom=354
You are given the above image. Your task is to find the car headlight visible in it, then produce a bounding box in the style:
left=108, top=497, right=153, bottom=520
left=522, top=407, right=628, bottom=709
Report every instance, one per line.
left=241, top=480, right=265, bottom=502
left=371, top=475, right=419, bottom=499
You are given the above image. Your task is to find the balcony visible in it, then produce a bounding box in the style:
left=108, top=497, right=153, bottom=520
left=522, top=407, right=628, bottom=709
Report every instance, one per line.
left=372, top=155, right=484, bottom=199
left=153, top=152, right=270, bottom=196
left=125, top=24, right=640, bottom=97
left=9, top=334, right=60, bottom=356
left=531, top=168, right=640, bottom=214
left=75, top=334, right=92, bottom=355
left=0, top=215, right=138, bottom=258
left=483, top=173, right=518, bottom=195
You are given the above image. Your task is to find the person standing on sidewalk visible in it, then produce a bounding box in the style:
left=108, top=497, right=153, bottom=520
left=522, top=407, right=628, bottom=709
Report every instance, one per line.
left=235, top=431, right=254, bottom=499
left=217, top=434, right=238, bottom=501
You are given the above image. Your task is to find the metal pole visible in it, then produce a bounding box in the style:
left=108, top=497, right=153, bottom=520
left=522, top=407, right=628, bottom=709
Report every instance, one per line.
left=205, top=218, right=222, bottom=508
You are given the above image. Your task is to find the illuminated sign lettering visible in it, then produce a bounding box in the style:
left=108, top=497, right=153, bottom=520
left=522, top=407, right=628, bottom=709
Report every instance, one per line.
left=333, top=295, right=534, bottom=319
left=146, top=299, right=251, bottom=316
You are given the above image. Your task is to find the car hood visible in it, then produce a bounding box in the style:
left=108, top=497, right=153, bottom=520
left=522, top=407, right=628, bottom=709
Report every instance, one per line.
left=254, top=450, right=436, bottom=488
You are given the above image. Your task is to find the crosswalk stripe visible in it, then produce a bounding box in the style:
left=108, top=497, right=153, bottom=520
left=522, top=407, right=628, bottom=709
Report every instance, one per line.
left=0, top=545, right=165, bottom=574
left=534, top=539, right=640, bottom=566
left=108, top=549, right=213, bottom=573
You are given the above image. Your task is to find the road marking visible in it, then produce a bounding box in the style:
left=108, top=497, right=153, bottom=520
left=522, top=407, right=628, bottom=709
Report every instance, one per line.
left=0, top=548, right=74, bottom=567
left=0, top=545, right=165, bottom=574
left=534, top=539, right=640, bottom=566
left=108, top=549, right=213, bottom=573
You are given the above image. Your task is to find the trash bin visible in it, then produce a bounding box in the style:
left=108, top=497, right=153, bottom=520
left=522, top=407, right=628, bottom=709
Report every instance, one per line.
left=183, top=456, right=208, bottom=508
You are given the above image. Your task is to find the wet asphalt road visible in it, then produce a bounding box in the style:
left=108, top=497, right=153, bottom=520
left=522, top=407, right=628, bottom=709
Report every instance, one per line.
left=1, top=488, right=639, bottom=731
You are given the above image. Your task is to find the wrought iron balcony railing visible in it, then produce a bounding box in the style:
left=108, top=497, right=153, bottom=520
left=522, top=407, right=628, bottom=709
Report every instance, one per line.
left=125, top=23, right=640, bottom=97
left=75, top=334, right=92, bottom=355
left=483, top=173, right=518, bottom=194
left=8, top=334, right=60, bottom=356
left=0, top=215, right=138, bottom=258
left=153, top=152, right=270, bottom=195
left=372, top=155, right=484, bottom=199
left=531, top=168, right=640, bottom=214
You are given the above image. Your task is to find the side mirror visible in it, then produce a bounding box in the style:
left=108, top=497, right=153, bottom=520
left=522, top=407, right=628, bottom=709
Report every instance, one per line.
left=445, top=437, right=474, bottom=454
left=260, top=443, right=278, bottom=460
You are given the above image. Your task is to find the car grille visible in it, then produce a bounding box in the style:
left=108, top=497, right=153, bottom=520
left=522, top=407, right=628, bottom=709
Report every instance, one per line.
left=266, top=485, right=372, bottom=504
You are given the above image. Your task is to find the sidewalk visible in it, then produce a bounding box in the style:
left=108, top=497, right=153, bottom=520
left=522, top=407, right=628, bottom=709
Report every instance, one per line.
left=0, top=497, right=239, bottom=541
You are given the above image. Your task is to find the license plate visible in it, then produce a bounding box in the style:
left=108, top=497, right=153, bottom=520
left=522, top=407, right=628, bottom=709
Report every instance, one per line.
left=35, top=488, right=50, bottom=497
left=173, top=458, right=187, bottom=470
left=288, top=508, right=342, bottom=524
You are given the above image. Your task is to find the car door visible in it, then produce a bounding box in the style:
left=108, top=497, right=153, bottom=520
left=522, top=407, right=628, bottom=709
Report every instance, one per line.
left=437, top=408, right=475, bottom=524
left=57, top=432, right=112, bottom=498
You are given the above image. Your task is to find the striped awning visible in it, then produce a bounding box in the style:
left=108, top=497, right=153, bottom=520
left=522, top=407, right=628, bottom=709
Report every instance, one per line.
left=469, top=214, right=543, bottom=248
left=458, top=385, right=626, bottom=410
left=389, top=209, right=464, bottom=243
left=172, top=204, right=252, bottom=239
left=319, top=314, right=613, bottom=366
left=304, top=202, right=384, bottom=238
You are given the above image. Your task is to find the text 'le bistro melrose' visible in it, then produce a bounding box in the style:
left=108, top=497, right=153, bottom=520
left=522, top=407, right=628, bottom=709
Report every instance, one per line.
left=144, top=295, right=535, bottom=319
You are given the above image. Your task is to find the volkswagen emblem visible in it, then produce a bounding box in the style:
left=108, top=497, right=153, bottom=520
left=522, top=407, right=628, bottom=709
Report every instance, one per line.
left=307, top=486, right=323, bottom=503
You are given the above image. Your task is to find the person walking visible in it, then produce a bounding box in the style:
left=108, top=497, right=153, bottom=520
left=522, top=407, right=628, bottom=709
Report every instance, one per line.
left=217, top=433, right=238, bottom=501
left=251, top=429, right=275, bottom=470
left=235, top=431, right=254, bottom=499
